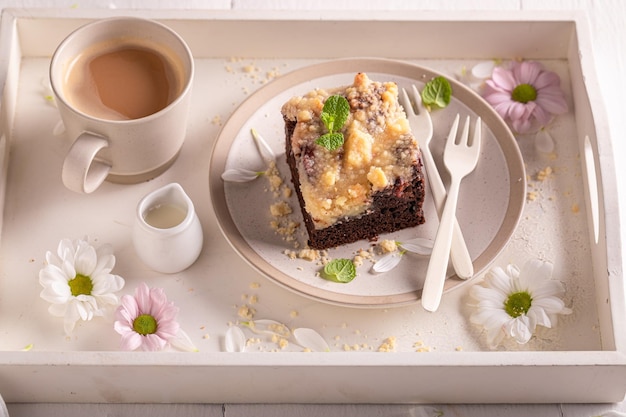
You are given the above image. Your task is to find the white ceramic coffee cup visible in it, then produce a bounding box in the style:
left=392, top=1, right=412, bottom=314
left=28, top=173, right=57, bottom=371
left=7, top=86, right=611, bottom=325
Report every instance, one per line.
left=50, top=17, right=194, bottom=193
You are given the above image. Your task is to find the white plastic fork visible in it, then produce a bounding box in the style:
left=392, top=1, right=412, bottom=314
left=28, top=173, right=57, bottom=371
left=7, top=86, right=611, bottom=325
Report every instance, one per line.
left=422, top=114, right=482, bottom=312
left=399, top=86, right=473, bottom=280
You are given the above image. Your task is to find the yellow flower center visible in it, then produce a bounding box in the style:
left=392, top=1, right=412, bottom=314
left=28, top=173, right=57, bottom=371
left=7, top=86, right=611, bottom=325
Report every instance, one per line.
left=133, top=314, right=158, bottom=335
left=511, top=83, right=537, bottom=103
left=504, top=291, right=532, bottom=318
left=68, top=273, right=93, bottom=296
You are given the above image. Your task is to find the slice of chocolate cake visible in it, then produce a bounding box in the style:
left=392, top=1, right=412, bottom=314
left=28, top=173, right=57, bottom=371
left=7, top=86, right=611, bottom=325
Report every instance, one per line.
left=281, top=73, right=426, bottom=249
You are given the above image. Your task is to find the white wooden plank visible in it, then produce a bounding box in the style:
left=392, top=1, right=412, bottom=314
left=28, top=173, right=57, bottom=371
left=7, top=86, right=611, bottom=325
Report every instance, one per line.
left=562, top=403, right=626, bottom=417
left=6, top=403, right=224, bottom=417
left=0, top=0, right=231, bottom=8
left=232, top=0, right=521, bottom=10
left=225, top=403, right=564, bottom=417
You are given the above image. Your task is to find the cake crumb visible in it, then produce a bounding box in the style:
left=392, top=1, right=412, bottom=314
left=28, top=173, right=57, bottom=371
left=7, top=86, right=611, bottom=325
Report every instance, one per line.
left=377, top=239, right=398, bottom=254
left=298, top=248, right=320, bottom=261
left=237, top=305, right=256, bottom=320
left=353, top=249, right=373, bottom=267
left=341, top=343, right=362, bottom=351
left=413, top=339, right=431, bottom=352
left=377, top=336, right=397, bottom=352
left=266, top=161, right=283, bottom=192
left=246, top=337, right=262, bottom=347
left=271, top=333, right=289, bottom=350
left=270, top=201, right=292, bottom=217
left=250, top=282, right=261, bottom=289
left=290, top=310, right=299, bottom=318
left=268, top=322, right=290, bottom=337
left=571, top=203, right=580, bottom=214
left=536, top=166, right=553, bottom=181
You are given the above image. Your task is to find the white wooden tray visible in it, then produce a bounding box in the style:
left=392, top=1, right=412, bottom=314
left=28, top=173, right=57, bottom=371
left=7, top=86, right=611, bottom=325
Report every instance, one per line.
left=0, top=8, right=623, bottom=404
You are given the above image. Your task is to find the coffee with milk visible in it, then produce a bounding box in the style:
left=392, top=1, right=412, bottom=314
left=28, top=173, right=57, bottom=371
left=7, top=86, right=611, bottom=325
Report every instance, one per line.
left=62, top=39, right=185, bottom=121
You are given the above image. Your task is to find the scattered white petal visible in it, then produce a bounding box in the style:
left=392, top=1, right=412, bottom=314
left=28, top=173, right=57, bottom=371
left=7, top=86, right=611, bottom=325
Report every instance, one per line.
left=293, top=328, right=330, bottom=352
left=471, top=60, right=496, bottom=79
left=169, top=329, right=199, bottom=352
left=251, top=128, right=276, bottom=162
left=41, top=77, right=57, bottom=107
left=535, top=128, right=556, bottom=154
left=454, top=65, right=469, bottom=82
left=399, top=238, right=434, bottom=255
left=372, top=252, right=402, bottom=273
left=53, top=120, right=65, bottom=136
left=221, top=168, right=263, bottom=182
left=468, top=81, right=485, bottom=91
left=241, top=319, right=291, bottom=338
left=225, top=326, right=246, bottom=352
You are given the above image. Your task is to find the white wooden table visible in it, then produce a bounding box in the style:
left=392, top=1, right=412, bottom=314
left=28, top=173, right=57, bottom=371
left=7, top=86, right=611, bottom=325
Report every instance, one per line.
left=1, top=0, right=625, bottom=416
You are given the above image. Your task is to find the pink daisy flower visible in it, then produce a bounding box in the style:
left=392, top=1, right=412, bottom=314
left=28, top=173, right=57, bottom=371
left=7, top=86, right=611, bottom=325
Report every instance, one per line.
left=114, top=283, right=182, bottom=351
left=482, top=61, right=568, bottom=134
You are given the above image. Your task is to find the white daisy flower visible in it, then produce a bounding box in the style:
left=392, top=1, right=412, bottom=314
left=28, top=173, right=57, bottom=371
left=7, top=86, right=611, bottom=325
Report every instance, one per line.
left=468, top=259, right=572, bottom=348
left=39, top=238, right=125, bottom=334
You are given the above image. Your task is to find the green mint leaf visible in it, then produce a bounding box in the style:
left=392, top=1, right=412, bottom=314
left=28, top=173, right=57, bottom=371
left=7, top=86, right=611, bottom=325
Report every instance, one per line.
left=321, top=95, right=350, bottom=134
left=321, top=258, right=356, bottom=283
left=316, top=95, right=350, bottom=150
left=315, top=133, right=344, bottom=151
left=320, top=111, right=334, bottom=133
left=421, top=76, right=452, bottom=109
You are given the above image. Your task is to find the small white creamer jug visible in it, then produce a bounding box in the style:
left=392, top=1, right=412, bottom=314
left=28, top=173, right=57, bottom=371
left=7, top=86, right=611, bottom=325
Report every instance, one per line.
left=133, top=183, right=203, bottom=273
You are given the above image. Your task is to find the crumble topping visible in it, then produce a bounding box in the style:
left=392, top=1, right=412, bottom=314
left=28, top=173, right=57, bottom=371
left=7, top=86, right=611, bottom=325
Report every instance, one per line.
left=281, top=73, right=420, bottom=229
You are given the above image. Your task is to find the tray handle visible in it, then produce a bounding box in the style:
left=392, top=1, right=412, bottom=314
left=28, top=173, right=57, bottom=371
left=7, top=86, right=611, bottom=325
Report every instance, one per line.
left=582, top=134, right=600, bottom=245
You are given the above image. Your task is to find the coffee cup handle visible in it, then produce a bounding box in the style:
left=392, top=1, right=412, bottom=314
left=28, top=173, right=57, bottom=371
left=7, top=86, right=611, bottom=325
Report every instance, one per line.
left=62, top=132, right=112, bottom=194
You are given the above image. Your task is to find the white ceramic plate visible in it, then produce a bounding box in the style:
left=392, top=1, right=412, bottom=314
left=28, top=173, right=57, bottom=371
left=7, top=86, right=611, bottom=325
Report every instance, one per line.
left=209, top=58, right=525, bottom=308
